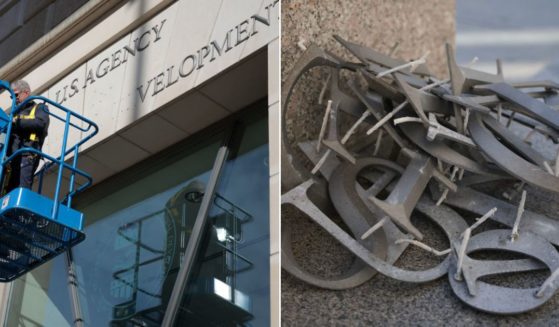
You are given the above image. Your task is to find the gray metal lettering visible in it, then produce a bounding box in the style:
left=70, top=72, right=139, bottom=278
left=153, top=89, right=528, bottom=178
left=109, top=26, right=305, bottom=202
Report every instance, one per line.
left=281, top=35, right=559, bottom=315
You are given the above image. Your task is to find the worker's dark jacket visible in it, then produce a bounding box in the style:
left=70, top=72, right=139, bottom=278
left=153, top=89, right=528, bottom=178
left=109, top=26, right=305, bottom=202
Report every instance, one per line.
left=8, top=101, right=50, bottom=155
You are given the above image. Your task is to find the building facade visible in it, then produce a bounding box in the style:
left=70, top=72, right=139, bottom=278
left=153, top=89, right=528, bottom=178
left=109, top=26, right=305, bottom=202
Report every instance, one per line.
left=0, top=0, right=279, bottom=326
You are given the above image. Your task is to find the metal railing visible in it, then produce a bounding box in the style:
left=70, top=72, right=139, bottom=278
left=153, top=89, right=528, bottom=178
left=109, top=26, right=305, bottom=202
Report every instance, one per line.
left=0, top=85, right=98, bottom=219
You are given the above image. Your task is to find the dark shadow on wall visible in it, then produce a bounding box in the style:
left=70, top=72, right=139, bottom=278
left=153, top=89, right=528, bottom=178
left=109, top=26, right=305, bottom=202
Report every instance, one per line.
left=131, top=0, right=147, bottom=122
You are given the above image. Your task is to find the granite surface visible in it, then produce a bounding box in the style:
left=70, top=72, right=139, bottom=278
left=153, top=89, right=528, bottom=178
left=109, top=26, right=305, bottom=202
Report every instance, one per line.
left=282, top=183, right=559, bottom=326
left=282, top=0, right=455, bottom=83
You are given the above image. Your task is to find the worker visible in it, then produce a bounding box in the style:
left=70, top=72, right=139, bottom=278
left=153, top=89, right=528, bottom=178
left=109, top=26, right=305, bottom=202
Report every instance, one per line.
left=4, top=80, right=50, bottom=193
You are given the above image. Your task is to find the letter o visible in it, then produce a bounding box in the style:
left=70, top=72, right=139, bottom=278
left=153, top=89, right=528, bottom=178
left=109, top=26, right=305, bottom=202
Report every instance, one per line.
left=179, top=54, right=197, bottom=78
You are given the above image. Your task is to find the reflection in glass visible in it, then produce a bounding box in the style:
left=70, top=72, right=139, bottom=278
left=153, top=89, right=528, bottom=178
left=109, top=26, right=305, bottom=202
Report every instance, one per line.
left=76, top=174, right=264, bottom=326
left=172, top=183, right=256, bottom=326
left=176, top=118, right=270, bottom=327
left=74, top=176, right=209, bottom=326
left=109, top=181, right=207, bottom=324
left=3, top=108, right=269, bottom=327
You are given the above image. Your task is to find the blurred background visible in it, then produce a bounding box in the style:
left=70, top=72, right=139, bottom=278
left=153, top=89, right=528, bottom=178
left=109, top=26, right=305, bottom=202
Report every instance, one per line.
left=457, top=0, right=559, bottom=82
left=457, top=0, right=559, bottom=160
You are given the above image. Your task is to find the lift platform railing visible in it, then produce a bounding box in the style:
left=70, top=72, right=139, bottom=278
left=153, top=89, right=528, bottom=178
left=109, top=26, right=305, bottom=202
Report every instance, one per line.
left=0, top=81, right=98, bottom=282
left=0, top=94, right=99, bottom=216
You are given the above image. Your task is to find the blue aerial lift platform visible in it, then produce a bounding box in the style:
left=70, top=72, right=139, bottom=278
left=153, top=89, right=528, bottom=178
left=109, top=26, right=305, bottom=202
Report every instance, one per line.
left=0, top=80, right=98, bottom=282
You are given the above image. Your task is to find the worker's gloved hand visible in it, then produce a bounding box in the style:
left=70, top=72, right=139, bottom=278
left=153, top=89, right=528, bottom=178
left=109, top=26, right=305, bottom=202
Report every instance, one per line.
left=11, top=116, right=20, bottom=132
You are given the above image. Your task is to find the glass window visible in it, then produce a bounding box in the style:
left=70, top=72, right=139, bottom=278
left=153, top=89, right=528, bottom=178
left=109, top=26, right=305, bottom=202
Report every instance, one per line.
left=175, top=116, right=270, bottom=327
left=4, top=105, right=270, bottom=327
left=5, top=254, right=74, bottom=327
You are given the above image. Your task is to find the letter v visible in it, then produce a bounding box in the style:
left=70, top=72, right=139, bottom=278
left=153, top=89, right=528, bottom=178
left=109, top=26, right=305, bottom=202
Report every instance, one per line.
left=137, top=79, right=153, bottom=103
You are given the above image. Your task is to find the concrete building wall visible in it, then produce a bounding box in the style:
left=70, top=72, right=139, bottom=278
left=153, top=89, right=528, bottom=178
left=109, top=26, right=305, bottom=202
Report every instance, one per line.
left=0, top=0, right=279, bottom=194
left=268, top=34, right=280, bottom=327
left=0, top=0, right=90, bottom=67
left=0, top=0, right=278, bottom=159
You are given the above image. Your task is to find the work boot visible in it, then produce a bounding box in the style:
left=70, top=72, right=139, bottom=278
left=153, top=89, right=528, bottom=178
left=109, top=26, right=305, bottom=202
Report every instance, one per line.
left=0, top=240, right=9, bottom=258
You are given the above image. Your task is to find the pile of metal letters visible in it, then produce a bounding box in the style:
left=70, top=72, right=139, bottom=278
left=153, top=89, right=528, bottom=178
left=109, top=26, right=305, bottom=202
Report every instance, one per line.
left=281, top=35, right=559, bottom=314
